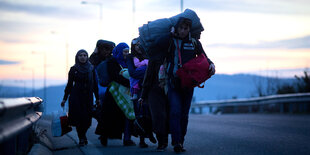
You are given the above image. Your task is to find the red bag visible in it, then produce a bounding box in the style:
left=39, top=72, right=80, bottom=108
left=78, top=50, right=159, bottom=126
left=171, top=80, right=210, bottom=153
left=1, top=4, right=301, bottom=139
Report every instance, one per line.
left=60, top=115, right=72, bottom=136
left=176, top=53, right=210, bottom=88
left=51, top=111, right=72, bottom=137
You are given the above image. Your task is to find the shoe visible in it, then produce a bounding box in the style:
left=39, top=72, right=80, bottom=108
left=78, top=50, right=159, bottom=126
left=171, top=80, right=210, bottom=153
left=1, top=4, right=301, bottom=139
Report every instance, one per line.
left=123, top=140, right=136, bottom=146
left=139, top=141, right=148, bottom=148
left=99, top=136, right=107, bottom=146
left=156, top=144, right=167, bottom=152
left=149, top=134, right=157, bottom=144
left=174, top=144, right=183, bottom=153
left=131, top=94, right=138, bottom=100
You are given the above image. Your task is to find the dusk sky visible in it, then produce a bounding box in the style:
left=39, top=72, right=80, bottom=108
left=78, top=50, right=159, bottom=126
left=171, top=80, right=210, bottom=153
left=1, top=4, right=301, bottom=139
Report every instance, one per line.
left=0, top=0, right=310, bottom=88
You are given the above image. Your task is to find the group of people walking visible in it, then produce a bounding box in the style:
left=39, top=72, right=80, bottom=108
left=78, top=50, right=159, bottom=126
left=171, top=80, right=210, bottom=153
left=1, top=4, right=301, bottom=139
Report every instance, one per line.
left=61, top=17, right=215, bottom=153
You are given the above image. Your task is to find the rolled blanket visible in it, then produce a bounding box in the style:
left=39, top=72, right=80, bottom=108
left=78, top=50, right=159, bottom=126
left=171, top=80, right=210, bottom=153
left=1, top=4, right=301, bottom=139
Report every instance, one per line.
left=138, top=9, right=204, bottom=55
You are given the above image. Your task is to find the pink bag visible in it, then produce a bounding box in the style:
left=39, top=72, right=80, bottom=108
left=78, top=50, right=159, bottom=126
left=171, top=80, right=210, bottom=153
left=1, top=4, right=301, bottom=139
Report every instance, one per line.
left=176, top=53, right=210, bottom=88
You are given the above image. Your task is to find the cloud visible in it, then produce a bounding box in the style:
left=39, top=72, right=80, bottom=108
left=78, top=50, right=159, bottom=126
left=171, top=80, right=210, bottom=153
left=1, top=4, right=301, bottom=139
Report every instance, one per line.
left=207, top=35, right=310, bottom=49
left=0, top=1, right=92, bottom=20
left=0, top=59, right=21, bottom=65
left=183, top=0, right=310, bottom=15
left=0, top=37, right=36, bottom=44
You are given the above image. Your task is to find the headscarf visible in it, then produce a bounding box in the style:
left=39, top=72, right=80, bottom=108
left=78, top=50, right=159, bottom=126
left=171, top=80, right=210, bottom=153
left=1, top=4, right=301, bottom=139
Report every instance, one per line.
left=131, top=38, right=147, bottom=61
left=74, top=49, right=93, bottom=73
left=89, top=40, right=115, bottom=66
left=96, top=39, right=115, bottom=55
left=112, top=42, right=129, bottom=68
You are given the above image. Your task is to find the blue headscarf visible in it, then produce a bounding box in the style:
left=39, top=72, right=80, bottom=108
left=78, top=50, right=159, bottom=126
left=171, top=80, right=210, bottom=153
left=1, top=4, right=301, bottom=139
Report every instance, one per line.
left=112, top=42, right=129, bottom=68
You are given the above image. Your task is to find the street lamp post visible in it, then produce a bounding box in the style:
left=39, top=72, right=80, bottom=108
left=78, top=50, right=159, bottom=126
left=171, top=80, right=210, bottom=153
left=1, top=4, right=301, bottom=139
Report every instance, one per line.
left=32, top=51, right=47, bottom=113
left=51, top=31, right=69, bottom=74
left=14, top=80, right=26, bottom=97
left=22, top=67, right=35, bottom=96
left=181, top=0, right=184, bottom=12
left=44, top=52, right=47, bottom=112
left=81, top=1, right=103, bottom=37
left=132, top=0, right=136, bottom=38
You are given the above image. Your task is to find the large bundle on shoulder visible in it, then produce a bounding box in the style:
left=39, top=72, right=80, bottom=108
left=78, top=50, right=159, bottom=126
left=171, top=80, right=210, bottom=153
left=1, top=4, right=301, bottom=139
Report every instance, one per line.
left=138, top=9, right=204, bottom=55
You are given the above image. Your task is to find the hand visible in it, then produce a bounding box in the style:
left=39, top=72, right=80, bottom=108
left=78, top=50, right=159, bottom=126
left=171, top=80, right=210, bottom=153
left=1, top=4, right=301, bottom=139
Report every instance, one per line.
left=138, top=98, right=144, bottom=104
left=61, top=100, right=66, bottom=107
left=209, top=63, right=216, bottom=76
left=170, top=27, right=175, bottom=34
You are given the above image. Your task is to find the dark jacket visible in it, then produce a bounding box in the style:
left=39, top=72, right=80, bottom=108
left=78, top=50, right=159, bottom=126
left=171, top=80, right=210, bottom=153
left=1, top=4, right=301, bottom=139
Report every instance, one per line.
left=63, top=66, right=99, bottom=127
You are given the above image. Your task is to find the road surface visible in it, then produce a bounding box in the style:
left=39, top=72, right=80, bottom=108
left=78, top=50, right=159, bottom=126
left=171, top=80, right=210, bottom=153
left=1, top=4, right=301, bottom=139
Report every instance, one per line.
left=47, top=114, right=310, bottom=155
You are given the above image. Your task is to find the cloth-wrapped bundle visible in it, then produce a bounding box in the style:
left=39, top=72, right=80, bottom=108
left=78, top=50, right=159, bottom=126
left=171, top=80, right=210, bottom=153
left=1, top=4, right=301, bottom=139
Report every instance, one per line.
left=138, top=9, right=204, bottom=55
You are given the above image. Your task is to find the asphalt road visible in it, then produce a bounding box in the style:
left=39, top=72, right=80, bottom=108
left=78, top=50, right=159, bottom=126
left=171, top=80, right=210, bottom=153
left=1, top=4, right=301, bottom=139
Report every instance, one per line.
left=54, top=114, right=310, bottom=155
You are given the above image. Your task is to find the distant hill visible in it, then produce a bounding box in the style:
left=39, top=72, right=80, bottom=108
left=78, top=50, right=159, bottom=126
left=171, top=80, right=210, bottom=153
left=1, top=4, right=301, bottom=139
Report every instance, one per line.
left=193, top=74, right=295, bottom=101
left=0, top=74, right=296, bottom=114
left=0, top=85, right=32, bottom=97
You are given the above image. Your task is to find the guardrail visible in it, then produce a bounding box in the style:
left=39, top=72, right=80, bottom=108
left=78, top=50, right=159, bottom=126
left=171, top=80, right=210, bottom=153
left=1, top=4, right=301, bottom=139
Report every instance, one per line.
left=0, top=97, right=43, bottom=154
left=191, top=93, right=310, bottom=114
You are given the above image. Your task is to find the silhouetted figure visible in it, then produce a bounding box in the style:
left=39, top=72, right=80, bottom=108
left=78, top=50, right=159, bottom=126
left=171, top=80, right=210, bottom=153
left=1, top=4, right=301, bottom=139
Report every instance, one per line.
left=61, top=49, right=99, bottom=146
left=95, top=43, right=135, bottom=146
left=156, top=17, right=215, bottom=152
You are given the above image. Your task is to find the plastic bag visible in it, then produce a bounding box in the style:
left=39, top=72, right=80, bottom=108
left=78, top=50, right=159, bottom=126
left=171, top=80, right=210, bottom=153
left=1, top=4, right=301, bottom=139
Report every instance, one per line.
left=51, top=110, right=72, bottom=137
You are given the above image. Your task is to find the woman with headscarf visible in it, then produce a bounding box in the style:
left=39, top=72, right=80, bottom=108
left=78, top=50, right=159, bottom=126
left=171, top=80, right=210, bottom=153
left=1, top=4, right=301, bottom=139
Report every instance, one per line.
left=61, top=49, right=99, bottom=146
left=95, top=42, right=136, bottom=146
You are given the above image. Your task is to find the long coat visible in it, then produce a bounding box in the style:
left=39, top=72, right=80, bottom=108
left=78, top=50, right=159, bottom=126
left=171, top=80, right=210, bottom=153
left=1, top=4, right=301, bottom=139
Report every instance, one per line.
left=63, top=66, right=99, bottom=128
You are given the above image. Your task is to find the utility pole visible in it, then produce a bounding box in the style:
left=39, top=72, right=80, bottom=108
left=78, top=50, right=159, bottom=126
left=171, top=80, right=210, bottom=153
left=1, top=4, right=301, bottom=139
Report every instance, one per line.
left=32, top=51, right=47, bottom=113
left=181, top=0, right=183, bottom=12
left=22, top=67, right=35, bottom=96
left=81, top=1, right=103, bottom=37
left=132, top=0, right=136, bottom=37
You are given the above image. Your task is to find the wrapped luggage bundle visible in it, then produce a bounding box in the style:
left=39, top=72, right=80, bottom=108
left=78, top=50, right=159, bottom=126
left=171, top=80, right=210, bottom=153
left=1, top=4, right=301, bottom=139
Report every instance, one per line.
left=138, top=9, right=204, bottom=54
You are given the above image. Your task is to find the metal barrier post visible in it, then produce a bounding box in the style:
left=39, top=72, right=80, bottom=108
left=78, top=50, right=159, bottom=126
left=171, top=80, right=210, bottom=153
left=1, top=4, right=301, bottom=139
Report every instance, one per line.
left=280, top=103, right=284, bottom=113
left=199, top=107, right=202, bottom=114
left=0, top=97, right=43, bottom=154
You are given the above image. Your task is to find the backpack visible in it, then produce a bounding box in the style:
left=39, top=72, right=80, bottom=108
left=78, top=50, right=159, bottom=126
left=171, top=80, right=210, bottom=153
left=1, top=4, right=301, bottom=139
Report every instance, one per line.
left=96, top=59, right=111, bottom=87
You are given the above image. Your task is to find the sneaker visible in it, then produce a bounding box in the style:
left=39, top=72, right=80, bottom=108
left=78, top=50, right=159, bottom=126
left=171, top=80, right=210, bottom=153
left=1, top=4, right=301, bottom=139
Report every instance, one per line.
left=123, top=140, right=136, bottom=146
left=149, top=134, right=157, bottom=144
left=173, top=144, right=183, bottom=153
left=131, top=94, right=138, bottom=100
left=139, top=141, right=148, bottom=148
